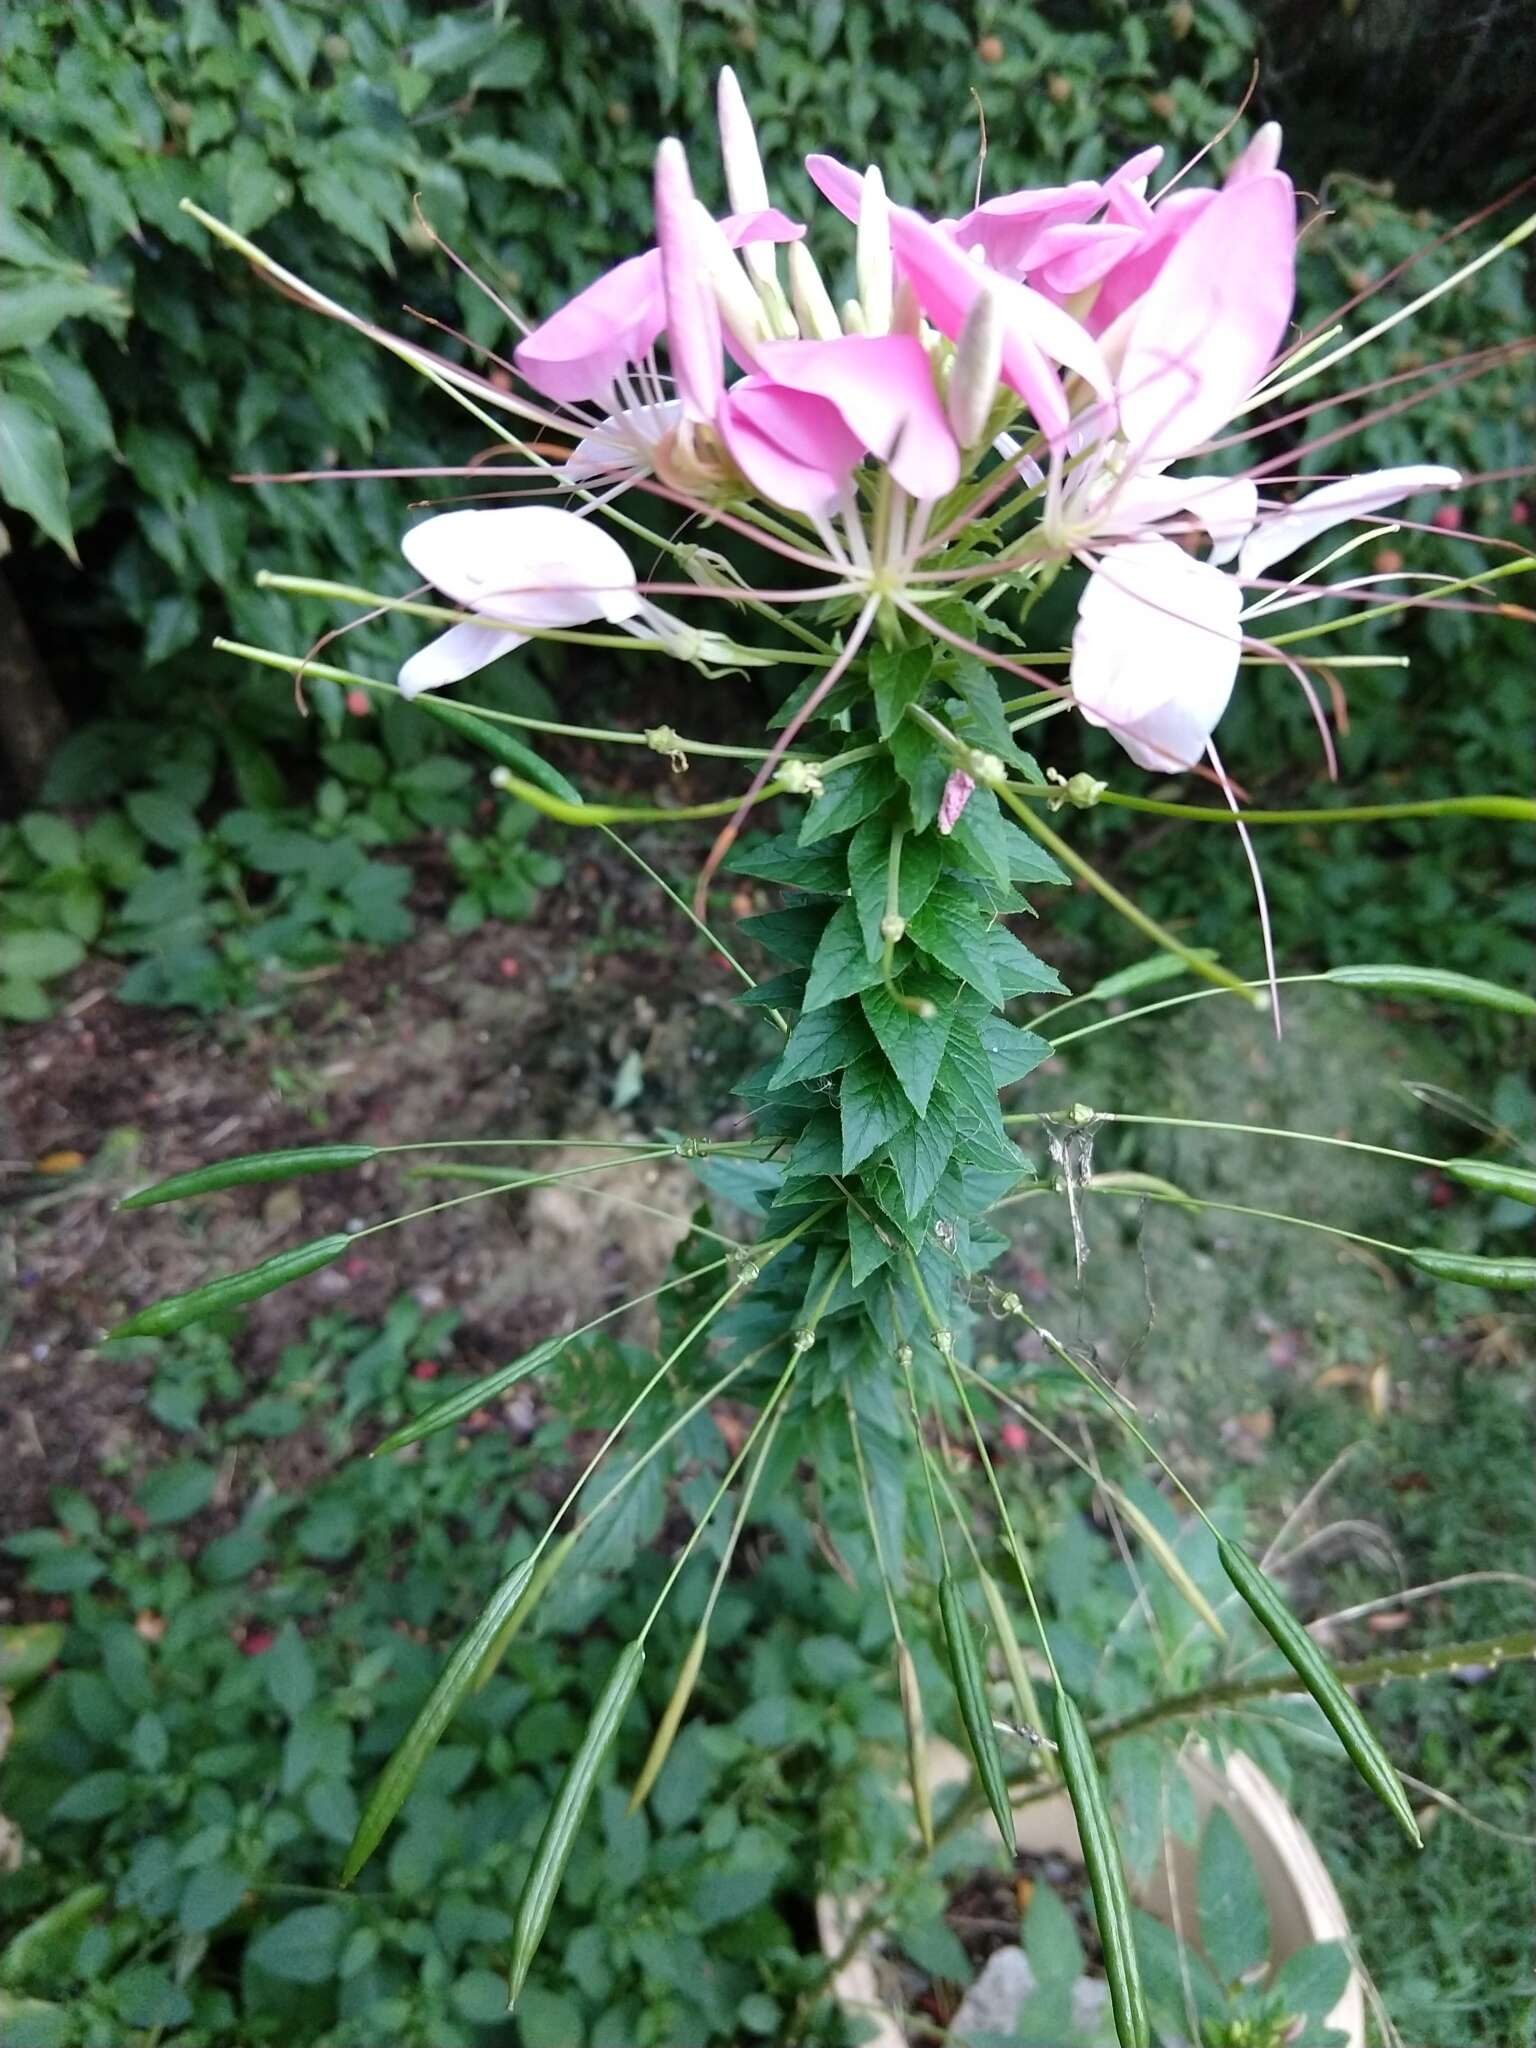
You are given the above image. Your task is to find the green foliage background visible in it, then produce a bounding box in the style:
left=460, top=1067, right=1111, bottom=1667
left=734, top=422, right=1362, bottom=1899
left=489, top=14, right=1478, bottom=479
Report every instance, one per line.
left=2, top=0, right=1531, bottom=1012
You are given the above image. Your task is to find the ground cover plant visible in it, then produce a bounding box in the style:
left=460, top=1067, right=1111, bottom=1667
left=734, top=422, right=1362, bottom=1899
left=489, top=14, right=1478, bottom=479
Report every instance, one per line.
left=48, top=51, right=1536, bottom=2048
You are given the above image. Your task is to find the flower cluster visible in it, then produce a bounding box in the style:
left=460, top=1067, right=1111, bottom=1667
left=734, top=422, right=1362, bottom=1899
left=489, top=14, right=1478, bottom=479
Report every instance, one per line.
left=397, top=69, right=1457, bottom=787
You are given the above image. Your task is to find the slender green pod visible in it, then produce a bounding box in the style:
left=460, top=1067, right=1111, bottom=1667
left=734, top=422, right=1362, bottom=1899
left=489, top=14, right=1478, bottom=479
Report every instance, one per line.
left=938, top=1571, right=1015, bottom=1857
left=373, top=1337, right=564, bottom=1456
left=628, top=1623, right=707, bottom=1815
left=1326, top=964, right=1536, bottom=1015
left=471, top=1533, right=577, bottom=1694
left=120, top=1145, right=378, bottom=1210
left=896, top=1640, right=935, bottom=1851
left=508, top=1640, right=646, bottom=2007
left=1442, top=1158, right=1536, bottom=1206
left=341, top=1555, right=536, bottom=1885
left=1405, top=1248, right=1536, bottom=1290
left=1052, top=1686, right=1149, bottom=2048
left=410, top=692, right=583, bottom=803
left=976, top=1564, right=1052, bottom=1776
left=1218, top=1535, right=1421, bottom=1845
left=108, top=1234, right=352, bottom=1339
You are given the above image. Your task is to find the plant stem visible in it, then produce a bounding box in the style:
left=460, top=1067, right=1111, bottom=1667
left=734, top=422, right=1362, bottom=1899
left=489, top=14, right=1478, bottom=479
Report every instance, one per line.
left=1002, top=1108, right=1445, bottom=1172
left=998, top=786, right=1536, bottom=827
left=351, top=1150, right=676, bottom=1238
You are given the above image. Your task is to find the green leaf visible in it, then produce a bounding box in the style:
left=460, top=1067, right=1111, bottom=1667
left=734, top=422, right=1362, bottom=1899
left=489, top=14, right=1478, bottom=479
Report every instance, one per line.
left=770, top=1001, right=870, bottom=1089
left=847, top=1202, right=897, bottom=1286
left=738, top=903, right=830, bottom=968
left=0, top=975, right=51, bottom=1022
left=859, top=975, right=954, bottom=1116
left=246, top=1904, right=346, bottom=1985
left=945, top=658, right=1041, bottom=777
left=797, top=756, right=898, bottom=845
left=125, top=790, right=202, bottom=851
left=17, top=813, right=80, bottom=868
left=1197, top=1806, right=1271, bottom=1983
left=840, top=1051, right=915, bottom=1172
left=725, top=835, right=847, bottom=893
left=889, top=717, right=948, bottom=832
left=341, top=1557, right=536, bottom=1883
left=908, top=875, right=1003, bottom=1003
left=0, top=392, right=75, bottom=556
left=0, top=930, right=84, bottom=981
left=451, top=137, right=564, bottom=188
left=1269, top=1941, right=1352, bottom=2022
left=259, top=0, right=319, bottom=86
left=178, top=1862, right=248, bottom=1935
left=263, top=1625, right=317, bottom=1719
left=979, top=1014, right=1052, bottom=1087
left=1024, top=1877, right=1085, bottom=1988
left=135, top=1459, right=216, bottom=1527
left=847, top=818, right=942, bottom=960
left=987, top=917, right=1067, bottom=997
left=884, top=1092, right=958, bottom=1217
left=0, top=277, right=124, bottom=352
left=803, top=900, right=890, bottom=1010
left=300, top=167, right=393, bottom=271
left=869, top=644, right=932, bottom=737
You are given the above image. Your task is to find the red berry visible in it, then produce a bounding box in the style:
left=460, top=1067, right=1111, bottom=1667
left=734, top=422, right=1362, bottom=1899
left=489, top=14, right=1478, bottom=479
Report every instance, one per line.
left=240, top=1627, right=276, bottom=1656
left=411, top=1359, right=441, bottom=1380
left=345, top=688, right=373, bottom=716
left=1001, top=1421, right=1029, bottom=1453
left=1433, top=503, right=1463, bottom=531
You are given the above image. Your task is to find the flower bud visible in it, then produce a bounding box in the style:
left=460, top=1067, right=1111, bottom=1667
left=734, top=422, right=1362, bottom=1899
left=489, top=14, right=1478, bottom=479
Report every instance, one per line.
left=693, top=199, right=771, bottom=357
left=716, top=68, right=774, bottom=287
left=946, top=287, right=1003, bottom=448
left=1227, top=120, right=1283, bottom=185
left=788, top=241, right=842, bottom=340
left=856, top=163, right=893, bottom=334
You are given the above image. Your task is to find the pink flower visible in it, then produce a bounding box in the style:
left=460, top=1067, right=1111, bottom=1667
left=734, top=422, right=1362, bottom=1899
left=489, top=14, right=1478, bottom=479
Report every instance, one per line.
left=938, top=770, right=976, bottom=833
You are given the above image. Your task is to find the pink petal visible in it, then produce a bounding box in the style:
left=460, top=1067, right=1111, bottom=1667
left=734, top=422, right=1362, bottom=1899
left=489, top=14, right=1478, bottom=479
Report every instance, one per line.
left=1085, top=187, right=1215, bottom=335
left=804, top=152, right=866, bottom=222
left=398, top=622, right=524, bottom=699
left=1029, top=221, right=1143, bottom=297
left=951, top=180, right=1103, bottom=275
left=716, top=378, right=862, bottom=514
left=1237, top=465, right=1462, bottom=582
left=1112, top=173, right=1296, bottom=461
left=655, top=139, right=723, bottom=423
left=1071, top=539, right=1243, bottom=771
left=938, top=770, right=976, bottom=834
left=1095, top=472, right=1260, bottom=559
left=753, top=334, right=960, bottom=498
left=513, top=210, right=803, bottom=407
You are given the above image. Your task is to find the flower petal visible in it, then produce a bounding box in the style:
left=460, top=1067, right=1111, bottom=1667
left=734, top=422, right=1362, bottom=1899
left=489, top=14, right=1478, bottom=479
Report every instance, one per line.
left=1072, top=538, right=1243, bottom=771
left=951, top=179, right=1103, bottom=277
left=753, top=334, right=960, bottom=497
left=401, top=508, right=640, bottom=626
left=716, top=377, right=862, bottom=514
left=1095, top=471, right=1260, bottom=558
left=655, top=139, right=723, bottom=422
left=558, top=400, right=685, bottom=483
left=398, top=622, right=524, bottom=699
left=1237, top=465, right=1463, bottom=582
left=1111, top=173, right=1296, bottom=460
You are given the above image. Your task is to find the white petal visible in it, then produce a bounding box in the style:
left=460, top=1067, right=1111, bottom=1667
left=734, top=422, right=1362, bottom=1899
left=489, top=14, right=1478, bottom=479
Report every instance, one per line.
left=1237, top=465, right=1461, bottom=582
left=401, top=507, right=641, bottom=628
left=1072, top=539, right=1243, bottom=771
left=559, top=400, right=684, bottom=482
left=398, top=622, right=524, bottom=699
left=1095, top=471, right=1259, bottom=558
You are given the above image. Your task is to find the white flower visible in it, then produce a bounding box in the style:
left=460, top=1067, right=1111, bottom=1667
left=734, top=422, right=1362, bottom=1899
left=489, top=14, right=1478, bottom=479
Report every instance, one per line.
left=398, top=508, right=640, bottom=697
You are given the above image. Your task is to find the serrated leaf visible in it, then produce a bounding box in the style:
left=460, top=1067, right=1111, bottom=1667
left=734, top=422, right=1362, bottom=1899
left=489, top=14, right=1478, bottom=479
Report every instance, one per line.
left=1197, top=1806, right=1271, bottom=1984
left=451, top=137, right=564, bottom=188
left=803, top=901, right=890, bottom=1010
left=846, top=1202, right=897, bottom=1286
left=889, top=717, right=948, bottom=832
left=859, top=975, right=954, bottom=1115
left=300, top=167, right=394, bottom=272
left=797, top=757, right=898, bottom=846
left=770, top=1001, right=870, bottom=1089
left=937, top=1020, right=1012, bottom=1149
left=738, top=903, right=830, bottom=967
left=840, top=1052, right=914, bottom=1172
left=986, top=918, right=1066, bottom=997
left=885, top=1092, right=958, bottom=1216
left=847, top=819, right=943, bottom=961
left=944, top=657, right=1041, bottom=776
left=726, top=836, right=848, bottom=893
left=908, top=875, right=1003, bottom=1004
left=1269, top=1941, right=1351, bottom=2022
left=979, top=1014, right=1053, bottom=1087
left=869, top=643, right=932, bottom=737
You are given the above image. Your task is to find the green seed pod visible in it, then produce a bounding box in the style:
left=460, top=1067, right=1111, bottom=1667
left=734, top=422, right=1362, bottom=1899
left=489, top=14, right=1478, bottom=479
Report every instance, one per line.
left=342, top=1556, right=536, bottom=1886
left=411, top=695, right=583, bottom=804
left=1218, top=1536, right=1421, bottom=1845
left=1051, top=1687, right=1149, bottom=2048
left=1326, top=964, right=1536, bottom=1016
left=629, top=1622, right=707, bottom=1815
left=1405, top=1247, right=1536, bottom=1291
left=119, top=1145, right=377, bottom=1210
left=509, top=1640, right=646, bottom=2008
left=372, top=1335, right=565, bottom=1456
left=939, top=1571, right=1015, bottom=1857
left=108, top=1235, right=352, bottom=1339
left=1441, top=1158, right=1536, bottom=1207
left=896, top=1639, right=934, bottom=1851
left=977, top=1565, right=1051, bottom=1776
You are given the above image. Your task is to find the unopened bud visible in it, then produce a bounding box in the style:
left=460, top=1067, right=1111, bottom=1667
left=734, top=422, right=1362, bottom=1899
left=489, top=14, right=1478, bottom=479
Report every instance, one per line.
left=694, top=201, right=770, bottom=355
left=792, top=1325, right=817, bottom=1354
left=946, top=288, right=1003, bottom=448
left=788, top=241, right=841, bottom=340
left=716, top=67, right=775, bottom=287
left=879, top=912, right=906, bottom=943
left=778, top=758, right=825, bottom=797
left=1227, top=119, right=1283, bottom=186
left=856, top=163, right=892, bottom=335
left=965, top=748, right=1008, bottom=789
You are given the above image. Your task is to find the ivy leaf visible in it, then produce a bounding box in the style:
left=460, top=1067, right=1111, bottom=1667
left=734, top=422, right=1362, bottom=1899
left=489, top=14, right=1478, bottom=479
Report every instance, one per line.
left=884, top=1092, right=958, bottom=1217
left=859, top=975, right=954, bottom=1116
left=803, top=901, right=891, bottom=1010
left=908, top=876, right=1004, bottom=1005
left=840, top=1052, right=915, bottom=1172
left=797, top=756, right=898, bottom=846
left=869, top=644, right=932, bottom=737
left=0, top=392, right=76, bottom=557
left=847, top=819, right=943, bottom=961
left=769, top=1002, right=870, bottom=1089
left=451, top=138, right=564, bottom=189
